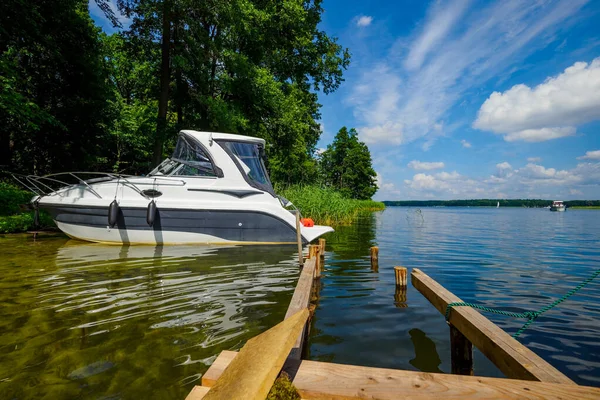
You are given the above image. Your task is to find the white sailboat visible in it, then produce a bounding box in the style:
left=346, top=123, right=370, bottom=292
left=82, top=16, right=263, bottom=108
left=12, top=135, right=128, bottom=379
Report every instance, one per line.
left=496, top=201, right=500, bottom=208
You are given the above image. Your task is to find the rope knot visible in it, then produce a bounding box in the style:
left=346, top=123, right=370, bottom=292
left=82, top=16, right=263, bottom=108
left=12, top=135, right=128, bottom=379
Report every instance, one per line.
left=522, top=311, right=540, bottom=320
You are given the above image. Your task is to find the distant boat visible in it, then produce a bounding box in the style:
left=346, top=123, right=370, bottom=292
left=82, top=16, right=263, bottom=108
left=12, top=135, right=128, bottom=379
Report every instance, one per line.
left=550, top=200, right=566, bottom=212
left=496, top=201, right=500, bottom=208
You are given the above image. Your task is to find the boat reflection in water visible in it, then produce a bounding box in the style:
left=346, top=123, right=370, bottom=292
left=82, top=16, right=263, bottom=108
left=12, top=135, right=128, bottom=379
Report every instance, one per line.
left=1, top=238, right=300, bottom=399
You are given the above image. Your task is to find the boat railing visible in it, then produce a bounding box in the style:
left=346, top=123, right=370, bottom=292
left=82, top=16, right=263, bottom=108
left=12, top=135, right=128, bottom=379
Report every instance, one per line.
left=7, top=171, right=186, bottom=201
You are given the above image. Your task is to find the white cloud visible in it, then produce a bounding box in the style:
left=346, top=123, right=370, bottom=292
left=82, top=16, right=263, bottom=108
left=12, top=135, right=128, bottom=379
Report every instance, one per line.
left=503, top=127, right=576, bottom=142
left=356, top=15, right=373, bottom=27
left=315, top=148, right=326, bottom=155
left=359, top=123, right=403, bottom=145
left=474, top=58, right=600, bottom=142
left=461, top=140, right=472, bottom=148
left=348, top=0, right=587, bottom=147
left=401, top=161, right=600, bottom=199
left=404, top=170, right=481, bottom=195
left=408, top=160, right=445, bottom=170
left=578, top=150, right=600, bottom=160
left=527, top=157, right=542, bottom=162
left=404, top=0, right=470, bottom=71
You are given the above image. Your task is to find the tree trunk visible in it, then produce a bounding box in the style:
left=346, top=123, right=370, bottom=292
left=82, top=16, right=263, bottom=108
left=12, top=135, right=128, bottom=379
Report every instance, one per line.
left=173, top=18, right=183, bottom=128
left=0, top=129, right=10, bottom=169
left=154, top=0, right=172, bottom=166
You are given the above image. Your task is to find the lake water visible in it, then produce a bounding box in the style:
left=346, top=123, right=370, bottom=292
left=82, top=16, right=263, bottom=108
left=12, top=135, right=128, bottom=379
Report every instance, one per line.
left=0, top=207, right=599, bottom=399
left=0, top=239, right=299, bottom=399
left=310, top=207, right=600, bottom=387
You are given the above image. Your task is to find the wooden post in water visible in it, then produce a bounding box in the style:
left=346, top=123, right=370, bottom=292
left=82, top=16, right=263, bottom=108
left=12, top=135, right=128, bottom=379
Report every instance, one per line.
left=296, top=211, right=303, bottom=267
left=450, top=324, right=474, bottom=376
left=370, top=246, right=379, bottom=271
left=309, top=245, right=321, bottom=278
left=394, top=266, right=407, bottom=287
left=318, top=238, right=326, bottom=273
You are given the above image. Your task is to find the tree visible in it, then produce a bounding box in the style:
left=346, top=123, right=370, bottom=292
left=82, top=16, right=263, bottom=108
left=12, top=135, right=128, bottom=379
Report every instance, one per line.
left=101, top=33, right=158, bottom=173
left=320, top=127, right=378, bottom=200
left=112, top=0, right=350, bottom=175
left=0, top=0, right=112, bottom=174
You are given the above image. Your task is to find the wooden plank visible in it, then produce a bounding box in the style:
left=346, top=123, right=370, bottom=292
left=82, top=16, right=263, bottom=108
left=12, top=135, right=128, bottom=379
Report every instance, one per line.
left=202, top=309, right=309, bottom=400
left=202, top=350, right=238, bottom=387
left=411, top=268, right=574, bottom=384
left=185, top=385, right=210, bottom=400
left=199, top=350, right=600, bottom=399
left=285, top=257, right=316, bottom=360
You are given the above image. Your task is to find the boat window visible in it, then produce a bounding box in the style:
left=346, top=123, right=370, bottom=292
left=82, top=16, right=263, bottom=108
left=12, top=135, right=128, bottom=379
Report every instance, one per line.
left=217, top=140, right=274, bottom=194
left=149, top=135, right=223, bottom=177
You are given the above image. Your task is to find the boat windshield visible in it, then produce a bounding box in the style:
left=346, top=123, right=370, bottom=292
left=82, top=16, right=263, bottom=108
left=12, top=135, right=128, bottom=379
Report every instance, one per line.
left=217, top=140, right=274, bottom=194
left=149, top=135, right=218, bottom=177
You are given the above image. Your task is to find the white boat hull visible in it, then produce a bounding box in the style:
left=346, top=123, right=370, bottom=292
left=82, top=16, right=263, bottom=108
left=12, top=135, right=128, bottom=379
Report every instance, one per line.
left=31, top=130, right=334, bottom=245
left=56, top=221, right=321, bottom=245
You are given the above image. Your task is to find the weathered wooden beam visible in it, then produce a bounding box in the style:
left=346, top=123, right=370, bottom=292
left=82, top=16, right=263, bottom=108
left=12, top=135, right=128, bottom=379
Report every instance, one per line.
left=411, top=268, right=574, bottom=384
left=201, top=309, right=308, bottom=400
left=197, top=351, right=600, bottom=399
left=285, top=257, right=317, bottom=360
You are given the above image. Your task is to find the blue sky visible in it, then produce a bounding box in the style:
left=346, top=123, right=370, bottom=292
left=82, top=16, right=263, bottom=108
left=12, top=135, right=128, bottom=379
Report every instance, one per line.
left=317, top=0, right=600, bottom=200
left=90, top=0, right=600, bottom=200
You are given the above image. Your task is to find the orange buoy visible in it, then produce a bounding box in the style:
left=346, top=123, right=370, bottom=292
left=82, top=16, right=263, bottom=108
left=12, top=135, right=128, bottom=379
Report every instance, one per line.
left=301, top=218, right=314, bottom=227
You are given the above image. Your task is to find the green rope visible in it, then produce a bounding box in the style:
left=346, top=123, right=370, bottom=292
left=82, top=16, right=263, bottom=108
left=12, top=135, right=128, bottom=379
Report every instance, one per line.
left=445, top=268, right=600, bottom=338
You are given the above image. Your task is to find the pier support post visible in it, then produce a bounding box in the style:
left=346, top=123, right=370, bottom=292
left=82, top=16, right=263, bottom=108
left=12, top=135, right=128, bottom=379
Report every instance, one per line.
left=450, top=324, right=474, bottom=376
left=319, top=238, right=326, bottom=254
left=296, top=211, right=303, bottom=267
left=394, top=266, right=407, bottom=287
left=370, top=246, right=379, bottom=271
left=309, top=245, right=321, bottom=278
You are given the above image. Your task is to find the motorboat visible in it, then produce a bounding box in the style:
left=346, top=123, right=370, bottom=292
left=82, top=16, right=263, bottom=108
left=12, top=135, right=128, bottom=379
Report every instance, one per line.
left=550, top=200, right=566, bottom=212
left=16, top=130, right=334, bottom=244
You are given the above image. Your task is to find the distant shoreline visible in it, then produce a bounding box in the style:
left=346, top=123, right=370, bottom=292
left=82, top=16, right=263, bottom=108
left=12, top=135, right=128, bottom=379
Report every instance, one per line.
left=383, top=200, right=600, bottom=208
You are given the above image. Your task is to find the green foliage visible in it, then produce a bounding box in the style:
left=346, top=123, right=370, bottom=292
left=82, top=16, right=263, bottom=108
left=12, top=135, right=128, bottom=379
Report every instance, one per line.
left=110, top=0, right=349, bottom=178
left=266, top=372, right=300, bottom=400
left=0, top=182, right=33, bottom=216
left=320, top=127, right=378, bottom=200
left=0, top=0, right=113, bottom=174
left=0, top=211, right=54, bottom=233
left=278, top=185, right=384, bottom=225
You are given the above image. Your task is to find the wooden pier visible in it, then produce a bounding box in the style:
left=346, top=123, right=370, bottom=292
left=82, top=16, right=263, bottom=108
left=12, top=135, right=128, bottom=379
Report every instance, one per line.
left=186, top=244, right=600, bottom=399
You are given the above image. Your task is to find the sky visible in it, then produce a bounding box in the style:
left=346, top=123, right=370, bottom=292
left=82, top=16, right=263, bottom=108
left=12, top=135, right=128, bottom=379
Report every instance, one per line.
left=89, top=0, right=600, bottom=200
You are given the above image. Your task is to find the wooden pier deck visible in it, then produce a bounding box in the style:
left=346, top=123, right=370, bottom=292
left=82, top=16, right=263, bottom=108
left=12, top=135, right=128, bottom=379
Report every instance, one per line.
left=186, top=243, right=600, bottom=399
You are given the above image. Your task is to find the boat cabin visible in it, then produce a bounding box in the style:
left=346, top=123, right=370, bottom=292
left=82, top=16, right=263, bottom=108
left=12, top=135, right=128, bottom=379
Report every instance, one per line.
left=149, top=130, right=275, bottom=195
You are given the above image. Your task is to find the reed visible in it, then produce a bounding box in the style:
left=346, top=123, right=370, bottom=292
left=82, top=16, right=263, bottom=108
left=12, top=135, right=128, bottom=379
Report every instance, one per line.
left=277, top=185, right=385, bottom=226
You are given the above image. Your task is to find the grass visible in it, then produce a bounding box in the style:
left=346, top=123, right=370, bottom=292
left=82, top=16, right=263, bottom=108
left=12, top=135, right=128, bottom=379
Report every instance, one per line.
left=277, top=185, right=385, bottom=226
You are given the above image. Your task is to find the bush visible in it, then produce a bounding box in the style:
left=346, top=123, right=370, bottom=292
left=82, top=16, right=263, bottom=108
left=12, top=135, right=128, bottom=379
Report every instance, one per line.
left=0, top=182, right=35, bottom=216
left=0, top=211, right=55, bottom=233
